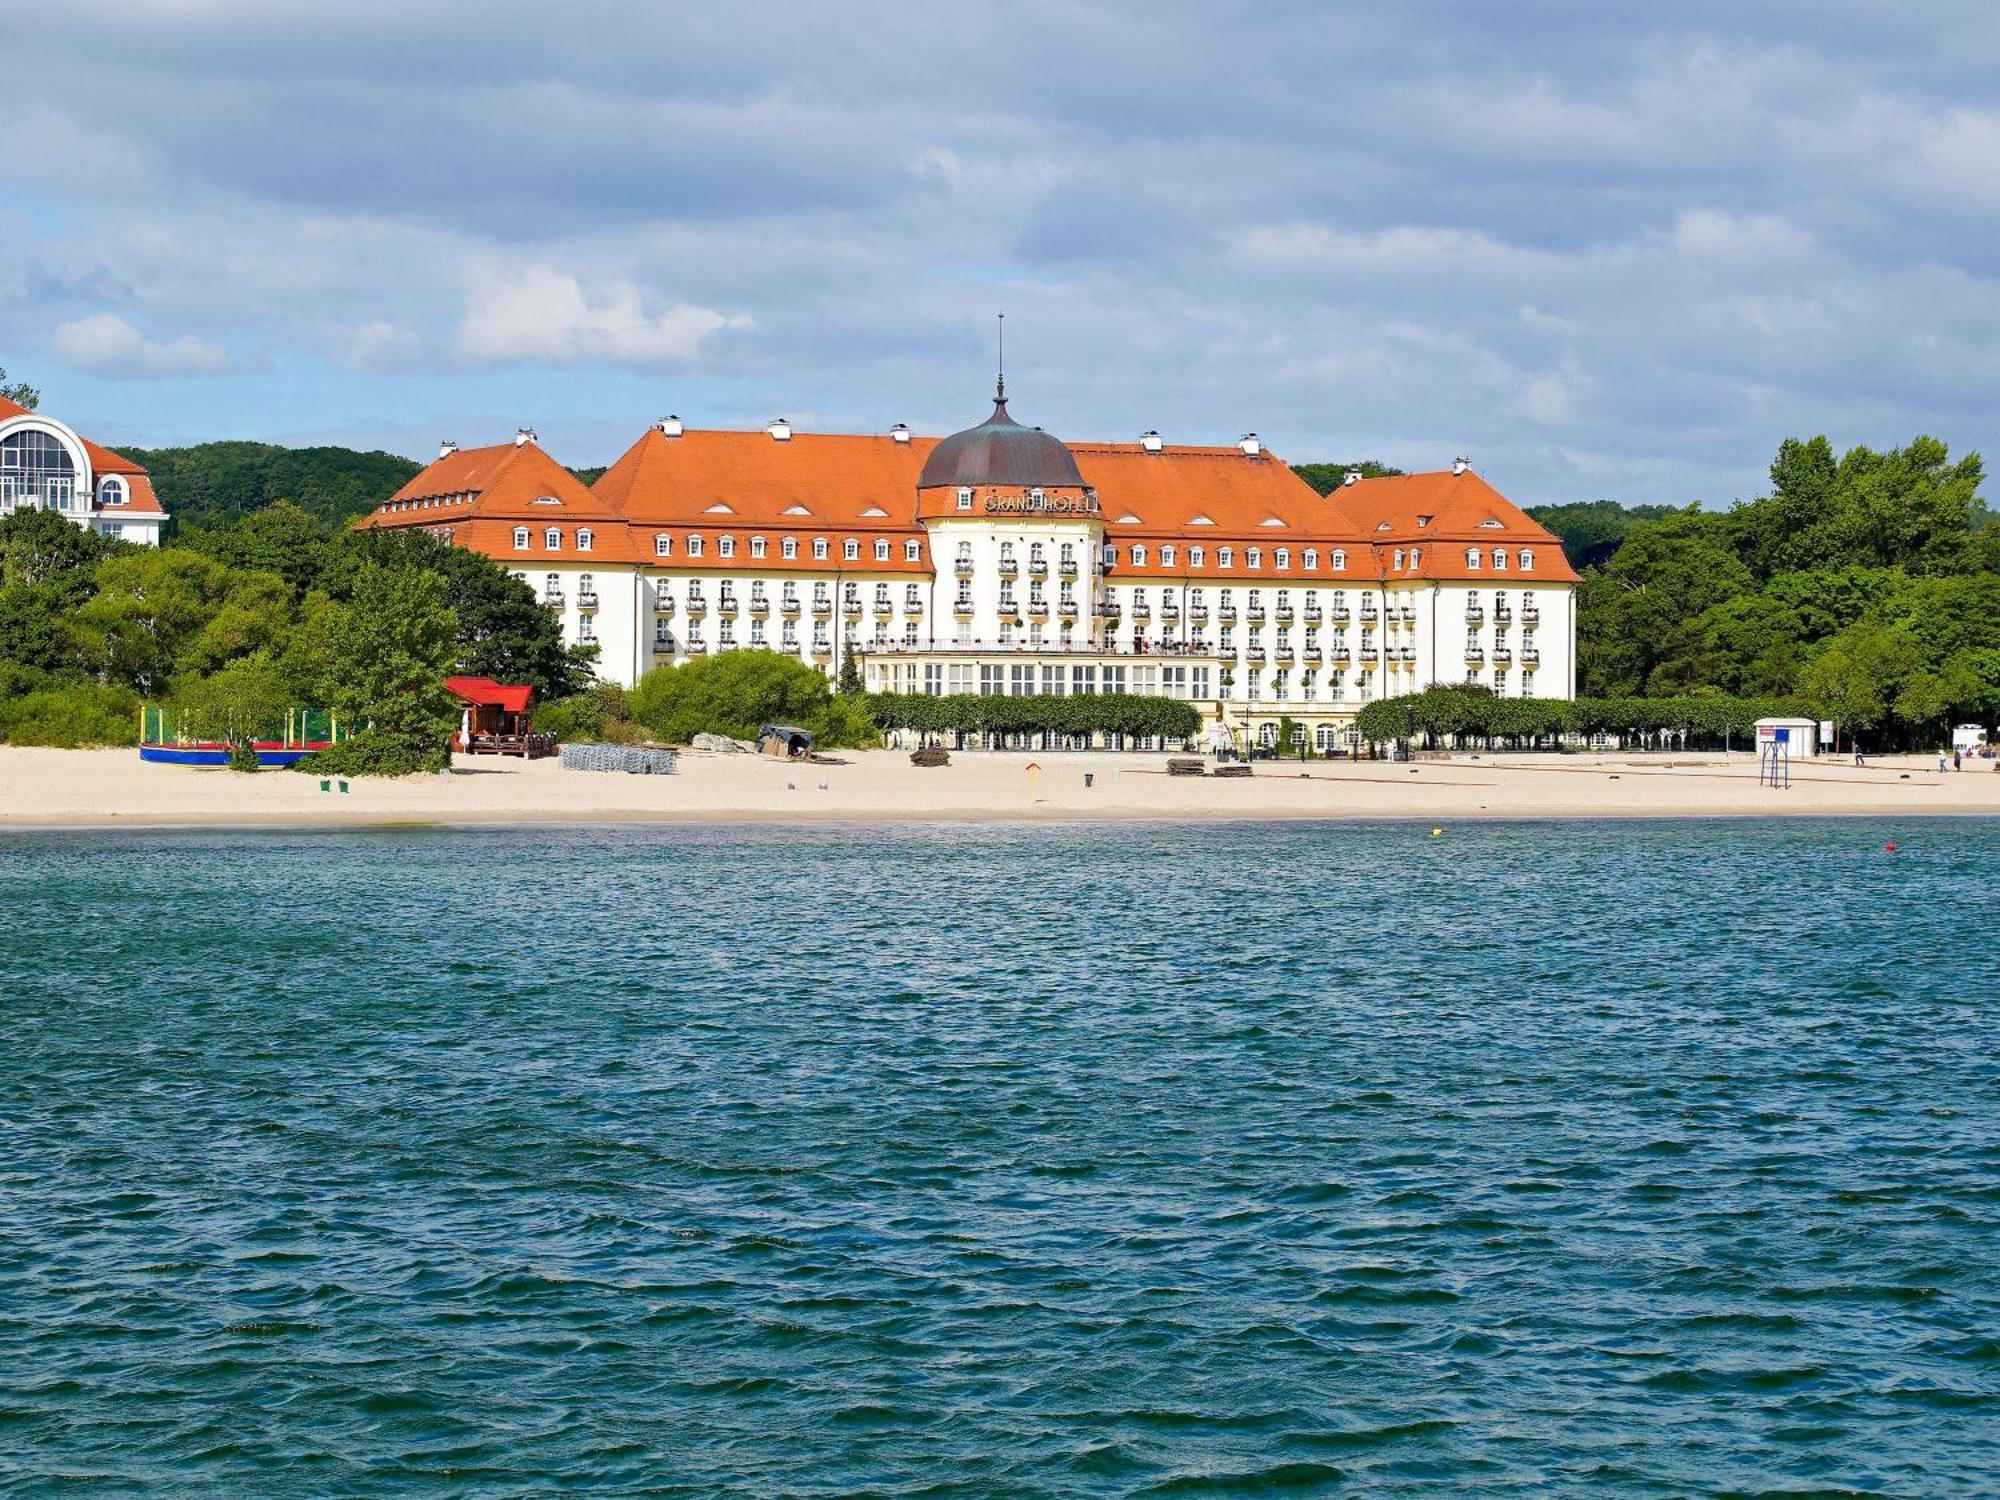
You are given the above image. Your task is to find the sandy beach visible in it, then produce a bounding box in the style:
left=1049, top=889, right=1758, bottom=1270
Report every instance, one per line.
left=1, top=745, right=1995, bottom=829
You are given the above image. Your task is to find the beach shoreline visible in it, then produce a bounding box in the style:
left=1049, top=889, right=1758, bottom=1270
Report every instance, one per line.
left=2, top=745, right=1996, bottom=831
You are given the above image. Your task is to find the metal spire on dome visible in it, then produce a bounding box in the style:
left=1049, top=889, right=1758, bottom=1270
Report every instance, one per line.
left=995, top=311, right=1005, bottom=405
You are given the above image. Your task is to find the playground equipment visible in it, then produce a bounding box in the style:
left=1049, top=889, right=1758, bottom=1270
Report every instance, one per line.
left=137, top=706, right=350, bottom=767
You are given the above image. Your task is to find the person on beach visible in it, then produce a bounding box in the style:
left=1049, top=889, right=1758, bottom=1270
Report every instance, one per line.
left=1954, top=748, right=1963, bottom=771
left=1854, top=744, right=1865, bottom=766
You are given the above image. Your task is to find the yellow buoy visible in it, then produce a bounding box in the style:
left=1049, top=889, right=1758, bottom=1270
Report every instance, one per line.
left=1432, top=827, right=1443, bottom=837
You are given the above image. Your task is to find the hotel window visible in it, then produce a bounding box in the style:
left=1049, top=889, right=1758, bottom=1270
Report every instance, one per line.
left=545, top=528, right=562, bottom=549
left=1409, top=548, right=1421, bottom=568
left=1192, top=666, right=1211, bottom=698
left=1394, top=549, right=1405, bottom=570
left=782, top=581, right=798, bottom=602
left=1219, top=546, right=1234, bottom=568
left=1493, top=548, right=1508, bottom=570
left=514, top=527, right=530, bottom=550
left=688, top=535, right=704, bottom=558
left=654, top=533, right=671, bottom=557
left=750, top=620, right=766, bottom=645
left=844, top=538, right=859, bottom=561
left=579, top=572, right=594, bottom=598
left=1030, top=489, right=1045, bottom=505
left=875, top=539, right=891, bottom=562
left=873, top=583, right=890, bottom=607
left=1465, top=548, right=1481, bottom=569
left=1132, top=544, right=1147, bottom=566
left=957, top=486, right=973, bottom=510
left=905, top=539, right=922, bottom=561
left=1189, top=546, right=1204, bottom=567
left=1161, top=545, right=1175, bottom=565
left=577, top=528, right=594, bottom=552
left=688, top=580, right=705, bottom=600
left=1522, top=670, right=1536, bottom=695
left=813, top=538, right=829, bottom=560
left=579, top=615, right=596, bottom=644
left=956, top=541, right=972, bottom=562
left=904, top=583, right=920, bottom=607
left=751, top=581, right=767, bottom=603
left=1247, top=548, right=1261, bottom=569
left=751, top=536, right=767, bottom=559
left=1330, top=549, right=1346, bottom=570
left=544, top=572, right=560, bottom=599
left=782, top=536, right=798, bottom=560
left=718, top=536, right=735, bottom=558
left=1029, top=542, right=1045, bottom=566
left=1520, top=549, right=1535, bottom=571
left=1276, top=548, right=1290, bottom=570
left=98, top=477, right=127, bottom=507
left=1304, top=548, right=1318, bottom=570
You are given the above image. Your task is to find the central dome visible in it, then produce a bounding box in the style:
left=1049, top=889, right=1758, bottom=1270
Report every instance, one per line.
left=917, top=388, right=1086, bottom=490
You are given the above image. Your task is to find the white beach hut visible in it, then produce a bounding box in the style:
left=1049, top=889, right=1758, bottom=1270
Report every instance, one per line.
left=1754, top=716, right=1820, bottom=757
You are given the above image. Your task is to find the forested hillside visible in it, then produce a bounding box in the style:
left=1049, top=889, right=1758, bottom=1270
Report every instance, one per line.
left=118, top=442, right=421, bottom=531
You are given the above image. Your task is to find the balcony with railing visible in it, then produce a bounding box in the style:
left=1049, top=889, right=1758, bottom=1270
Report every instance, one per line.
left=684, top=596, right=707, bottom=617
left=955, top=557, right=975, bottom=578
left=1217, top=606, right=1238, bottom=625
left=811, top=639, right=833, bottom=657
left=1523, top=606, right=1541, bottom=625
left=750, top=596, right=770, bottom=617
left=1026, top=597, right=1050, bottom=619
left=872, top=596, right=894, bottom=616
left=1028, top=558, right=1049, bottom=577
left=1494, top=604, right=1513, bottom=623
left=683, top=639, right=710, bottom=655
left=1247, top=607, right=1267, bottom=625
left=1465, top=645, right=1485, bottom=664
left=1130, top=600, right=1151, bottom=620
left=842, top=599, right=863, bottom=618
left=997, top=556, right=1019, bottom=578
left=1274, top=643, right=1296, bottom=663
left=1190, top=606, right=1210, bottom=626
left=577, top=591, right=599, bottom=610
left=1330, top=605, right=1351, bottom=623
left=1521, top=646, right=1541, bottom=665
left=1160, top=601, right=1181, bottom=620
left=1276, top=606, right=1295, bottom=624
left=1059, top=559, right=1078, bottom=578
left=654, top=597, right=675, bottom=616
left=1464, top=605, right=1485, bottom=624
left=954, top=595, right=975, bottom=616
left=1245, top=643, right=1267, bottom=662
left=1492, top=643, right=1513, bottom=662
left=1058, top=599, right=1080, bottom=619
left=907, top=597, right=924, bottom=615
left=1360, top=605, right=1379, bottom=622
left=1304, top=606, right=1323, bottom=623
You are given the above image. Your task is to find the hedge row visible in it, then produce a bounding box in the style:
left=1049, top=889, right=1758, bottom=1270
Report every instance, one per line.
left=868, top=692, right=1202, bottom=740
left=1354, top=688, right=1792, bottom=745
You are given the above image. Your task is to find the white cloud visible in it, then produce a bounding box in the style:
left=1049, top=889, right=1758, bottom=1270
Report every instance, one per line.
left=332, top=319, right=421, bottom=372
left=1671, top=209, right=1814, bottom=261
left=50, top=312, right=234, bottom=377
left=454, top=265, right=750, bottom=368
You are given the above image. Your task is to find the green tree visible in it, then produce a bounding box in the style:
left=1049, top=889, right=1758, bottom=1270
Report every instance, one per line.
left=63, top=551, right=288, bottom=692
left=122, top=441, right=422, bottom=530
left=0, top=367, right=38, bottom=410
left=312, top=565, right=461, bottom=774
left=1526, top=499, right=1677, bottom=569
left=0, top=506, right=112, bottom=588
left=1795, top=622, right=1924, bottom=748
left=185, top=500, right=332, bottom=599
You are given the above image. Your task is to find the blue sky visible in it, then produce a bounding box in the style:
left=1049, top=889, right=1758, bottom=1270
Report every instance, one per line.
left=6, top=0, right=2000, bottom=507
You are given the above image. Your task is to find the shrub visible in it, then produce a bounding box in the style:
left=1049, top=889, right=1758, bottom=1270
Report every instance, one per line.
left=0, top=681, right=141, bottom=747
left=867, top=693, right=1201, bottom=742
left=227, top=739, right=262, bottom=773
left=536, top=682, right=637, bottom=744
left=631, top=650, right=833, bottom=743
left=811, top=693, right=882, bottom=749
left=292, top=730, right=446, bottom=778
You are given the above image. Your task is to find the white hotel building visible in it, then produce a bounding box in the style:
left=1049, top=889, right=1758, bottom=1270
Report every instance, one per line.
left=0, top=393, right=168, bottom=544
left=360, top=385, right=1578, bottom=745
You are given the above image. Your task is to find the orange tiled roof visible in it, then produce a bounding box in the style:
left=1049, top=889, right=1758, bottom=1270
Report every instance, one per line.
left=362, top=441, right=642, bottom=560
left=0, top=396, right=165, bottom=514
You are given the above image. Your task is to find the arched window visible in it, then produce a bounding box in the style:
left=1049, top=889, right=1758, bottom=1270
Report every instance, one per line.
left=98, top=477, right=128, bottom=507
left=1520, top=549, right=1535, bottom=571
left=544, top=527, right=562, bottom=549
left=577, top=528, right=594, bottom=552
left=1131, top=543, right=1146, bottom=566
left=1493, top=547, right=1507, bottom=570
left=1465, top=548, right=1481, bottom=570
left=514, top=527, right=530, bottom=550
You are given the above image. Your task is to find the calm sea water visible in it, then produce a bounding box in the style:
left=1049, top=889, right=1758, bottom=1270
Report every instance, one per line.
left=2, top=820, right=1996, bottom=1497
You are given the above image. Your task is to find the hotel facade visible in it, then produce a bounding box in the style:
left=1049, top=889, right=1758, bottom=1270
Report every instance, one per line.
left=361, top=386, right=1578, bottom=746
left=0, top=394, right=168, bottom=544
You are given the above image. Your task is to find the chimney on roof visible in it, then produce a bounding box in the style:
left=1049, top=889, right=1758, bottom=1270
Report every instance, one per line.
left=768, top=417, right=792, bottom=441
left=890, top=422, right=911, bottom=444
left=515, top=427, right=536, bottom=448
left=438, top=439, right=458, bottom=460
left=1140, top=430, right=1163, bottom=453
left=1452, top=455, right=1469, bottom=476
left=1238, top=433, right=1262, bottom=456
left=657, top=414, right=683, bottom=437
left=1342, top=469, right=1362, bottom=487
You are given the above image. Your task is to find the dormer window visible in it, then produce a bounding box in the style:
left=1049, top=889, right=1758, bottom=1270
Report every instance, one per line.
left=843, top=538, right=860, bottom=561
left=751, top=536, right=767, bottom=559
left=532, top=494, right=561, bottom=506
left=1189, top=546, right=1205, bottom=567
left=1493, top=548, right=1508, bottom=570
left=1161, top=544, right=1176, bottom=566
left=1520, top=549, right=1535, bottom=571
left=1466, top=548, right=1481, bottom=570
left=577, top=528, right=594, bottom=552
left=544, top=527, right=562, bottom=549
left=905, top=539, right=921, bottom=561
left=1303, top=548, right=1318, bottom=569
left=1276, top=548, right=1290, bottom=570
left=1330, top=549, right=1346, bottom=570
left=1394, top=549, right=1405, bottom=570
left=1247, top=548, right=1262, bottom=569
left=782, top=536, right=798, bottom=559
left=813, top=538, right=829, bottom=560
left=1029, top=488, right=1044, bottom=504
left=1409, top=547, right=1421, bottom=568
left=514, top=527, right=530, bottom=550
left=655, top=533, right=672, bottom=557
left=718, top=536, right=735, bottom=558
left=1218, top=546, right=1234, bottom=568
left=688, top=534, right=704, bottom=558
left=957, top=487, right=973, bottom=510
left=98, top=477, right=128, bottom=507
left=875, top=539, right=890, bottom=562
left=1132, top=543, right=1147, bottom=566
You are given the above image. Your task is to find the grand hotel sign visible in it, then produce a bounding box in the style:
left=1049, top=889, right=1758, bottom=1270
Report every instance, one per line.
left=983, top=491, right=1101, bottom=517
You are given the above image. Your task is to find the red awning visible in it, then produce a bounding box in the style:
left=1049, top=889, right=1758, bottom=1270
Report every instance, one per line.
left=444, top=676, right=534, bottom=713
